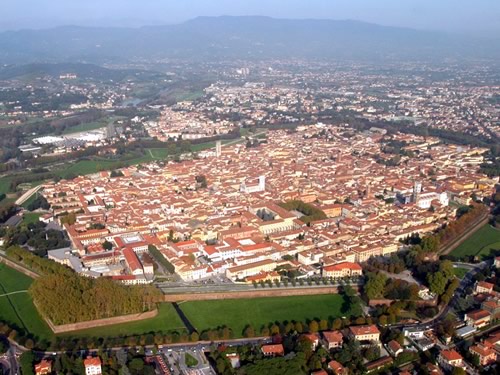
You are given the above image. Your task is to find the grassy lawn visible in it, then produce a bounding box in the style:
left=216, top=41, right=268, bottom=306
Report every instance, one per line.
left=191, top=142, right=216, bottom=152
left=185, top=353, right=198, bottom=367
left=450, top=224, right=500, bottom=259
left=62, top=121, right=105, bottom=135
left=0, top=177, right=12, bottom=195
left=0, top=263, right=53, bottom=341
left=56, top=160, right=119, bottom=178
left=148, top=148, right=170, bottom=159
left=60, top=303, right=186, bottom=338
left=180, top=294, right=351, bottom=337
left=453, top=267, right=469, bottom=279
left=22, top=212, right=42, bottom=225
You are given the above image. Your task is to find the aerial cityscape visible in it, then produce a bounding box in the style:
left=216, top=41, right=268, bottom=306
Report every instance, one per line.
left=0, top=1, right=500, bottom=375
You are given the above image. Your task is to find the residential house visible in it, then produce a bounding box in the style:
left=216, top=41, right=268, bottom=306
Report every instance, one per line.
left=84, top=356, right=102, bottom=375
left=348, top=325, right=380, bottom=346
left=386, top=340, right=403, bottom=357
left=261, top=344, right=284, bottom=357
left=226, top=353, right=241, bottom=368
left=302, top=333, right=320, bottom=350
left=35, top=359, right=52, bottom=375
left=437, top=349, right=464, bottom=371
left=464, top=309, right=491, bottom=329
left=469, top=344, right=497, bottom=366
left=328, top=360, right=348, bottom=375
left=322, top=330, right=344, bottom=350
left=475, top=281, right=494, bottom=295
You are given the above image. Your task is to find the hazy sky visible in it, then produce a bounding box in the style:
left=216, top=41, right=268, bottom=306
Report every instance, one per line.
left=1, top=0, right=499, bottom=35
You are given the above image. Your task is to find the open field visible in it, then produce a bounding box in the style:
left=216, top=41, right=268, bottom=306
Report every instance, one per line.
left=60, top=303, right=186, bottom=338
left=180, top=294, right=351, bottom=337
left=62, top=121, right=105, bottom=135
left=148, top=148, right=170, bottom=159
left=56, top=160, right=119, bottom=178
left=0, top=263, right=53, bottom=341
left=450, top=224, right=500, bottom=259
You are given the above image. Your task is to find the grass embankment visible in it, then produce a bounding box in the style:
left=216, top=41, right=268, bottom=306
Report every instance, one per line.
left=180, top=294, right=351, bottom=337
left=0, top=263, right=186, bottom=342
left=450, top=224, right=500, bottom=259
left=61, top=303, right=186, bottom=338
left=0, top=263, right=53, bottom=341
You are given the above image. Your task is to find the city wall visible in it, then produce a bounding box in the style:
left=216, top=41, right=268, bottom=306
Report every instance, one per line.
left=0, top=256, right=40, bottom=279
left=162, top=285, right=358, bottom=302
left=43, top=309, right=158, bottom=334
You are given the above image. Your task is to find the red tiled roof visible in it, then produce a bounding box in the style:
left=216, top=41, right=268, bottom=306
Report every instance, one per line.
left=323, top=330, right=343, bottom=343
left=261, top=344, right=284, bottom=355
left=123, top=247, right=142, bottom=271
left=84, top=356, right=102, bottom=367
left=323, top=261, right=362, bottom=272
left=349, top=324, right=380, bottom=336
left=440, top=349, right=463, bottom=362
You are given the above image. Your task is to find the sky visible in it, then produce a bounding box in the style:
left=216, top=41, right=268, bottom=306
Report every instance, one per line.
left=1, top=0, right=499, bottom=35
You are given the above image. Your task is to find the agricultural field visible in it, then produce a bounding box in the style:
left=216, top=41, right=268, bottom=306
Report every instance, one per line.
left=0, top=263, right=53, bottom=341
left=180, top=294, right=352, bottom=337
left=61, top=303, right=186, bottom=338
left=450, top=224, right=500, bottom=259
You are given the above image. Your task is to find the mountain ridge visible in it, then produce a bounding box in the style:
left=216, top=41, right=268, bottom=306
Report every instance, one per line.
left=0, top=16, right=498, bottom=64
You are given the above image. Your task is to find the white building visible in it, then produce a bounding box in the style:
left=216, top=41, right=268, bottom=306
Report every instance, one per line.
left=84, top=357, right=102, bottom=375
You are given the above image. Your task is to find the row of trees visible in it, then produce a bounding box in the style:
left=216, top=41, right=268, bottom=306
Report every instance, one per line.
left=148, top=245, right=175, bottom=273
left=0, top=203, right=17, bottom=223
left=25, top=195, right=50, bottom=211
left=30, top=272, right=161, bottom=325
left=437, top=203, right=486, bottom=248
left=251, top=276, right=360, bottom=289
left=365, top=255, right=406, bottom=274
left=6, top=246, right=161, bottom=325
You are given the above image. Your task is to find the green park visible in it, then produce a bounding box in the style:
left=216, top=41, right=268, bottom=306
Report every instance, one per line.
left=180, top=294, right=353, bottom=337
left=450, top=224, right=500, bottom=259
left=0, top=260, right=359, bottom=345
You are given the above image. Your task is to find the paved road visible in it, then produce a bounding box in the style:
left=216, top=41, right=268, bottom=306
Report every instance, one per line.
left=34, top=336, right=272, bottom=358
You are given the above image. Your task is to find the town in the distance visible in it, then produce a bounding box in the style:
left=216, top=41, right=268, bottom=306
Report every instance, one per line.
left=0, top=10, right=500, bottom=375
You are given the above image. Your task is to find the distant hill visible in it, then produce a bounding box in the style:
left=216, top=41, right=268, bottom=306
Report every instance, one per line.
left=0, top=16, right=498, bottom=63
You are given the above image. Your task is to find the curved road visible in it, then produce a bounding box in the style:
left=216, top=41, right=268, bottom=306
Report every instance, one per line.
left=403, top=261, right=489, bottom=330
